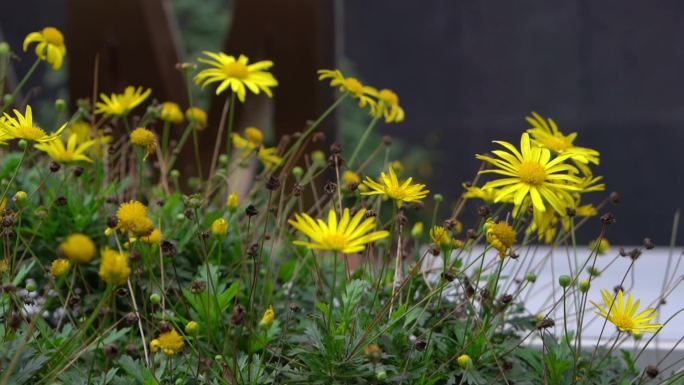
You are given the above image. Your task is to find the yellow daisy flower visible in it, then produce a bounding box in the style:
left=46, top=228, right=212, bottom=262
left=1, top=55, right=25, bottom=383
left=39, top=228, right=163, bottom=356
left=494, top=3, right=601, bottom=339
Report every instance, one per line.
left=0, top=105, right=66, bottom=142
left=318, top=69, right=378, bottom=113
left=116, top=201, right=154, bottom=236
left=361, top=166, right=429, bottom=205
left=485, top=220, right=517, bottom=257
left=429, top=226, right=451, bottom=247
left=289, top=208, right=389, bottom=254
left=95, top=86, right=152, bottom=117
left=23, top=27, right=67, bottom=70
left=526, top=112, right=600, bottom=166
left=51, top=259, right=71, bottom=278
left=194, top=52, right=278, bottom=102
left=375, top=89, right=405, bottom=123
left=99, top=247, right=131, bottom=286
left=528, top=208, right=559, bottom=244
left=59, top=233, right=96, bottom=264
left=476, top=133, right=581, bottom=214
left=35, top=134, right=96, bottom=163
left=130, top=127, right=157, bottom=160
left=152, top=329, right=184, bottom=356
left=591, top=289, right=662, bottom=335
left=160, top=102, right=184, bottom=124
left=231, top=132, right=282, bottom=169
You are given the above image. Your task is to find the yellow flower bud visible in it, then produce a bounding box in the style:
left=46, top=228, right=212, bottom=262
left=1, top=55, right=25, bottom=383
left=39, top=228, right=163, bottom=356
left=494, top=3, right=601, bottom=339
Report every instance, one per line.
left=185, top=320, right=200, bottom=336
left=244, top=127, right=264, bottom=144
left=260, top=305, right=275, bottom=329
left=411, top=222, right=424, bottom=238
left=457, top=354, right=473, bottom=370
left=211, top=218, right=229, bottom=236
left=226, top=192, right=239, bottom=211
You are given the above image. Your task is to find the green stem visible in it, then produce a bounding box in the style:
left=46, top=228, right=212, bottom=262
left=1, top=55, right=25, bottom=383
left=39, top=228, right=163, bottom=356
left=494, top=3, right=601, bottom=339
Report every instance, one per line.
left=1, top=58, right=41, bottom=114
left=329, top=252, right=338, bottom=333
left=223, top=92, right=237, bottom=166
left=0, top=145, right=28, bottom=203
left=167, top=124, right=194, bottom=171
left=348, top=115, right=380, bottom=168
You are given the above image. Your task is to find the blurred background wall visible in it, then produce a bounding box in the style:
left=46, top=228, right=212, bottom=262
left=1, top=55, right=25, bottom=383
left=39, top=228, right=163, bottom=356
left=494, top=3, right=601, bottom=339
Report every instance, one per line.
left=0, top=0, right=682, bottom=244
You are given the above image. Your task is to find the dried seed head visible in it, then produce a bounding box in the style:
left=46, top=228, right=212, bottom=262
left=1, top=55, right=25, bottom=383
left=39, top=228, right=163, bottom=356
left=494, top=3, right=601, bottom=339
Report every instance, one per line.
left=467, top=229, right=477, bottom=239
left=116, top=287, right=128, bottom=297
left=610, top=191, right=620, bottom=204
left=613, top=285, right=624, bottom=294
left=600, top=212, right=616, bottom=225
left=382, top=135, right=392, bottom=146
left=159, top=320, right=172, bottom=333
left=478, top=205, right=491, bottom=218
left=324, top=181, right=337, bottom=194
left=125, top=344, right=139, bottom=357
left=245, top=204, right=259, bottom=217
left=565, top=207, right=576, bottom=217
left=415, top=339, right=427, bottom=351
left=106, top=215, right=119, bottom=228
left=265, top=176, right=281, bottom=191
left=55, top=196, right=67, bottom=206
left=125, top=312, right=139, bottom=324
left=500, top=294, right=513, bottom=305
left=247, top=243, right=259, bottom=258
left=73, top=166, right=84, bottom=177
left=330, top=143, right=342, bottom=154
left=292, top=183, right=304, bottom=196
left=49, top=161, right=61, bottom=173
left=643, top=238, right=655, bottom=250
left=629, top=248, right=642, bottom=260
left=232, top=303, right=246, bottom=325
left=289, top=302, right=301, bottom=313
left=103, top=344, right=119, bottom=359
left=190, top=280, right=207, bottom=294
left=161, top=241, right=176, bottom=257
left=365, top=209, right=377, bottom=218
left=645, top=365, right=659, bottom=379
left=537, top=317, right=555, bottom=329
left=428, top=245, right=440, bottom=256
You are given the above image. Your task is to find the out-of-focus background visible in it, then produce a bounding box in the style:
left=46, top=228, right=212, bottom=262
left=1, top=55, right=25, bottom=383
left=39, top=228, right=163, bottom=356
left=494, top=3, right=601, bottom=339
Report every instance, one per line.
left=1, top=0, right=682, bottom=244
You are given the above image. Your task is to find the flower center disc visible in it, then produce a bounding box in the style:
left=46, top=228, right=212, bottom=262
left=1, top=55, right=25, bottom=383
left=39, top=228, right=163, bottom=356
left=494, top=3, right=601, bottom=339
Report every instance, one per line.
left=224, top=62, right=249, bottom=79
left=323, top=233, right=348, bottom=251
left=21, top=126, right=47, bottom=141
left=344, top=78, right=364, bottom=96
left=611, top=313, right=635, bottom=330
left=518, top=162, right=547, bottom=185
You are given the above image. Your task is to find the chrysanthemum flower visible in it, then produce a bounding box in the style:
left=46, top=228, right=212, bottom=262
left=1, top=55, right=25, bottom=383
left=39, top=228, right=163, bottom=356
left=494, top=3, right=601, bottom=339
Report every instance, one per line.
left=260, top=305, right=275, bottom=329
left=485, top=220, right=517, bottom=257
left=0, top=106, right=66, bottom=142
left=526, top=112, right=600, bottom=166
left=375, top=89, right=405, bottom=123
left=59, top=233, right=96, bottom=263
left=23, top=27, right=67, bottom=70
left=35, top=134, right=96, bottom=163
left=289, top=208, right=389, bottom=254
left=95, top=86, right=152, bottom=117
left=185, top=107, right=207, bottom=130
left=429, top=226, right=451, bottom=247
left=160, top=102, right=184, bottom=124
left=116, top=201, right=154, bottom=236
left=211, top=218, right=229, bottom=236
left=51, top=259, right=71, bottom=278
left=151, top=329, right=184, bottom=356
left=476, top=133, right=581, bottom=214
left=98, top=248, right=131, bottom=286
left=318, top=69, right=378, bottom=114
left=130, top=127, right=157, bottom=160
left=361, top=166, right=429, bottom=206
left=194, top=52, right=278, bottom=102
left=591, top=289, right=662, bottom=335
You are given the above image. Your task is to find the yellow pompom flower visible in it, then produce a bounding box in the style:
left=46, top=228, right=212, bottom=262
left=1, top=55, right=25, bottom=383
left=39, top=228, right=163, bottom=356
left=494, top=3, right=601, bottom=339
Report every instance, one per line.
left=98, top=248, right=131, bottom=286
left=185, top=107, right=207, bottom=130
left=51, top=259, right=71, bottom=278
left=130, top=127, right=157, bottom=160
left=211, top=218, right=229, bottom=236
left=289, top=208, right=389, bottom=254
left=59, top=233, right=96, bottom=264
left=0, top=105, right=66, bottom=142
left=476, top=133, right=581, bottom=214
left=244, top=127, right=264, bottom=144
left=361, top=166, right=429, bottom=206
left=318, top=69, right=378, bottom=113
left=375, top=89, right=405, bottom=123
left=226, top=192, right=239, bottom=211
left=160, top=102, right=184, bottom=124
left=591, top=289, right=662, bottom=335
left=152, top=329, right=185, bottom=356
left=35, top=134, right=96, bottom=163
left=342, top=170, right=361, bottom=185
left=429, top=226, right=451, bottom=247
left=194, top=52, right=278, bottom=102
left=140, top=228, right=163, bottom=245
left=259, top=305, right=275, bottom=329
left=23, top=27, right=67, bottom=70
left=485, top=220, right=517, bottom=257
left=526, top=112, right=600, bottom=166
left=116, top=201, right=154, bottom=236
left=95, top=86, right=152, bottom=117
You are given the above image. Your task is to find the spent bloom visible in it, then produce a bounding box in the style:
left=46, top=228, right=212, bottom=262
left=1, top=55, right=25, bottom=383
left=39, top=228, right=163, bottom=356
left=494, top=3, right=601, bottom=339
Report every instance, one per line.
left=0, top=105, right=66, bottom=142
left=591, top=289, right=662, bottom=335
left=95, top=86, right=152, bottom=117
left=35, top=134, right=96, bottom=163
left=23, top=27, right=67, bottom=70
left=361, top=166, right=429, bottom=206
left=59, top=233, right=96, bottom=264
left=260, top=305, right=275, bottom=329
left=485, top=220, right=517, bottom=257
left=51, top=259, right=71, bottom=278
left=160, top=102, right=184, bottom=124
left=289, top=208, right=389, bottom=254
left=116, top=201, right=154, bottom=236
left=151, top=329, right=185, bottom=356
left=130, top=127, right=157, bottom=160
left=194, top=52, right=278, bottom=102
left=98, top=248, right=131, bottom=286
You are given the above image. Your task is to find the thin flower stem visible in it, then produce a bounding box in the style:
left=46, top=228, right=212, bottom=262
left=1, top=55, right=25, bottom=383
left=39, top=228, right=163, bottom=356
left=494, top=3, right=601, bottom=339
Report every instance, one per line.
left=348, top=115, right=380, bottom=168
left=206, top=94, right=233, bottom=195
left=0, top=58, right=41, bottom=113
left=329, top=251, right=338, bottom=333
left=166, top=124, right=194, bottom=171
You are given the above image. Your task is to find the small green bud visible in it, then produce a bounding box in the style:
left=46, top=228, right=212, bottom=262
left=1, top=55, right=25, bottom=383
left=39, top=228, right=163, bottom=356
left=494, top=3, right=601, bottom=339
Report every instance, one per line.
left=174, top=379, right=184, bottom=385
left=18, top=139, right=28, bottom=150
left=149, top=293, right=161, bottom=304
left=219, top=154, right=229, bottom=165
left=3, top=94, right=13, bottom=107
left=525, top=272, right=537, bottom=283
left=214, top=354, right=224, bottom=362
left=433, top=194, right=444, bottom=203
left=54, top=99, right=66, bottom=112
left=26, top=281, right=37, bottom=292
left=558, top=275, right=571, bottom=288
left=0, top=42, right=10, bottom=55
left=292, top=166, right=304, bottom=179
left=411, top=222, right=424, bottom=238
left=579, top=279, right=591, bottom=293
left=457, top=354, right=473, bottom=370
left=185, top=320, right=199, bottom=336
left=311, top=150, right=326, bottom=166
left=13, top=191, right=27, bottom=202
left=376, top=370, right=387, bottom=380
left=176, top=213, right=185, bottom=221
left=587, top=266, right=601, bottom=277
left=170, top=169, right=180, bottom=179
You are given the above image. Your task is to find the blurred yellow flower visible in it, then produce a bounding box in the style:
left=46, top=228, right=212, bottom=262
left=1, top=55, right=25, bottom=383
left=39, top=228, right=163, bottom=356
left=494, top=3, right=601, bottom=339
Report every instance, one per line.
left=59, top=233, right=96, bottom=263
left=476, top=133, right=580, bottom=214
left=411, top=222, right=424, bottom=238
left=0, top=106, right=66, bottom=142
left=260, top=305, right=275, bottom=329
left=342, top=170, right=361, bottom=185
left=289, top=208, right=389, bottom=254
left=429, top=226, right=451, bottom=247
left=590, top=238, right=610, bottom=255
left=375, top=89, right=405, bottom=123
left=226, top=192, right=239, bottom=211
left=195, top=52, right=277, bottom=102
left=318, top=69, right=378, bottom=114
left=591, top=289, right=662, bottom=335
left=160, top=102, right=184, bottom=124
left=130, top=127, right=157, bottom=160
left=152, top=329, right=185, bottom=356
left=485, top=220, right=517, bottom=257
left=185, top=107, right=207, bottom=129
left=462, top=184, right=506, bottom=203
left=35, top=134, right=96, bottom=163
left=68, top=121, right=92, bottom=143
left=117, top=201, right=154, bottom=236
left=232, top=132, right=282, bottom=169
left=526, top=112, right=600, bottom=166
left=211, top=218, right=229, bottom=236
left=361, top=166, right=429, bottom=205
left=23, top=27, right=66, bottom=70
left=99, top=248, right=131, bottom=286
left=244, top=127, right=263, bottom=144
left=140, top=228, right=163, bottom=245
left=95, top=86, right=151, bottom=117
left=51, top=259, right=71, bottom=278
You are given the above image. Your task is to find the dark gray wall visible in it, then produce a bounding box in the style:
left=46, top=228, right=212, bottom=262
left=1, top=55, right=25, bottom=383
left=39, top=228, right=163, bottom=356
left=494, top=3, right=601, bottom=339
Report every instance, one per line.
left=344, top=0, right=684, bottom=244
